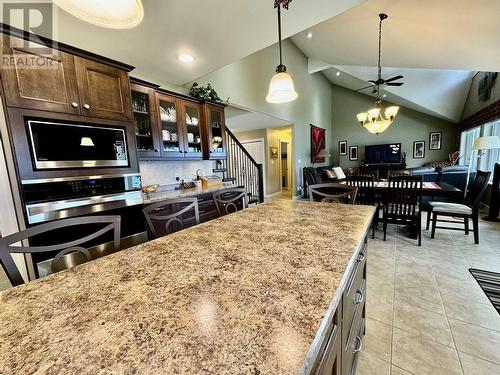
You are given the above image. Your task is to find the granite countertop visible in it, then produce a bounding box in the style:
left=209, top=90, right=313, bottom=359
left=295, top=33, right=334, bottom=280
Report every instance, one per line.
left=0, top=200, right=374, bottom=374
left=143, top=183, right=238, bottom=204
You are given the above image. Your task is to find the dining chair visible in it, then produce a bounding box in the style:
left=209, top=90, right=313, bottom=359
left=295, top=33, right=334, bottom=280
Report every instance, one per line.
left=358, top=169, right=380, bottom=181
left=346, top=175, right=379, bottom=238
left=143, top=197, right=200, bottom=239
left=388, top=169, right=412, bottom=178
left=308, top=183, right=358, bottom=204
left=212, top=188, right=248, bottom=216
left=0, top=216, right=121, bottom=287
left=383, top=175, right=423, bottom=246
left=429, top=170, right=491, bottom=244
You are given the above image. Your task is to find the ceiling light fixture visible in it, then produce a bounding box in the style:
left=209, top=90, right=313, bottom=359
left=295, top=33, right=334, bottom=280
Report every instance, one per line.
left=178, top=54, right=195, bottom=63
left=53, top=0, right=144, bottom=29
left=266, top=0, right=298, bottom=104
left=356, top=13, right=399, bottom=135
left=307, top=32, right=313, bottom=39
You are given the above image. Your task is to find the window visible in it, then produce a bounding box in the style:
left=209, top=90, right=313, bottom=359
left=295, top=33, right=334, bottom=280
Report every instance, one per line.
left=480, top=120, right=500, bottom=174
left=459, top=120, right=500, bottom=180
left=459, top=126, right=481, bottom=169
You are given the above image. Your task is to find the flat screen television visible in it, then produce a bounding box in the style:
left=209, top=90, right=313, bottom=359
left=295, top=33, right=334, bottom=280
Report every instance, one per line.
left=364, top=143, right=401, bottom=165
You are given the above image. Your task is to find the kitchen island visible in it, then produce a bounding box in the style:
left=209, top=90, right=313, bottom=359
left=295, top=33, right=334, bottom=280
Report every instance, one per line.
left=0, top=200, right=374, bottom=374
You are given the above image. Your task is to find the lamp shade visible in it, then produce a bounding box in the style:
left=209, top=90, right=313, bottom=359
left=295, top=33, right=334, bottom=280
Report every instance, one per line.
left=317, top=149, right=331, bottom=158
left=54, top=0, right=144, bottom=29
left=265, top=72, right=298, bottom=104
left=472, top=136, right=500, bottom=151
left=356, top=113, right=368, bottom=123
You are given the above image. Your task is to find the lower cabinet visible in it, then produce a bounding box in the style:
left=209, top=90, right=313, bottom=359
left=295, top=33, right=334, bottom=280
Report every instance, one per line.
left=314, top=236, right=368, bottom=375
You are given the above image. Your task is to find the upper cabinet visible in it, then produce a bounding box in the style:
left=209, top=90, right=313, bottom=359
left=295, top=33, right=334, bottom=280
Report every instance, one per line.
left=203, top=103, right=227, bottom=159
left=1, top=35, right=80, bottom=115
left=131, top=82, right=160, bottom=159
left=0, top=35, right=132, bottom=122
left=74, top=57, right=132, bottom=121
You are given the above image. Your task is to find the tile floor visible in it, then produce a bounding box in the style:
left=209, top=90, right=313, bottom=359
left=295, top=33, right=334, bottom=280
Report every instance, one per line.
left=359, top=213, right=500, bottom=375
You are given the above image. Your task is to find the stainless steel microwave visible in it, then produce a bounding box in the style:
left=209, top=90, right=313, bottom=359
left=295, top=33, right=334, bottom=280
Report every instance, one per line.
left=27, top=120, right=129, bottom=169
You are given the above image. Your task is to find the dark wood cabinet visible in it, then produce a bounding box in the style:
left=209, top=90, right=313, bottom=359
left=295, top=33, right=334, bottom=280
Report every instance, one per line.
left=74, top=57, right=132, bottom=121
left=1, top=35, right=132, bottom=122
left=1, top=35, right=80, bottom=115
left=179, top=100, right=203, bottom=159
left=203, top=103, right=227, bottom=159
left=131, top=83, right=161, bottom=159
left=156, top=93, right=185, bottom=159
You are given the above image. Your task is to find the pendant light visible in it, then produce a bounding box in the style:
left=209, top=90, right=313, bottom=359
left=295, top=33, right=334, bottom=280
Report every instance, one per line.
left=266, top=0, right=298, bottom=104
left=356, top=14, right=400, bottom=134
left=53, top=0, right=144, bottom=29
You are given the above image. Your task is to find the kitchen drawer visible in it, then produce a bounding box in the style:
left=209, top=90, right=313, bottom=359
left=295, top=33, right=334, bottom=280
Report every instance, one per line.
left=342, top=299, right=365, bottom=375
left=342, top=247, right=367, bottom=348
left=316, top=306, right=342, bottom=375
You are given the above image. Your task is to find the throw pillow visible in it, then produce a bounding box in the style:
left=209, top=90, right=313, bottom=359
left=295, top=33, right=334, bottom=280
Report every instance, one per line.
left=332, top=167, right=346, bottom=180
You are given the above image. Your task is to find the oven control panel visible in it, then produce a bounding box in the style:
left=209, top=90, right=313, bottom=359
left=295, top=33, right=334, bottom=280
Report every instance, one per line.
left=22, top=175, right=142, bottom=204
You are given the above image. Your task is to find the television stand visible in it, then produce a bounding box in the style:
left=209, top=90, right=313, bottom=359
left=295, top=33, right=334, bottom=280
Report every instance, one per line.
left=359, top=163, right=407, bottom=180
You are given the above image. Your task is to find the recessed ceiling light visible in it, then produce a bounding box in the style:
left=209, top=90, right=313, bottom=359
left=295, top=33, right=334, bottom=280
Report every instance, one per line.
left=383, top=94, right=387, bottom=98
left=53, top=0, right=144, bottom=29
left=336, top=71, right=340, bottom=76
left=178, top=54, right=195, bottom=63
left=307, top=32, right=313, bottom=39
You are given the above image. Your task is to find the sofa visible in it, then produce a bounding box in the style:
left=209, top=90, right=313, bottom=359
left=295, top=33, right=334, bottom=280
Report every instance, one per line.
left=302, top=165, right=337, bottom=198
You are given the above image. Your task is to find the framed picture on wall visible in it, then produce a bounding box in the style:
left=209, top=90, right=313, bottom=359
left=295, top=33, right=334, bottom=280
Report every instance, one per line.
left=349, top=145, right=358, bottom=161
left=339, top=141, right=347, bottom=156
left=429, top=131, right=442, bottom=150
left=413, top=141, right=425, bottom=158
left=310, top=125, right=326, bottom=163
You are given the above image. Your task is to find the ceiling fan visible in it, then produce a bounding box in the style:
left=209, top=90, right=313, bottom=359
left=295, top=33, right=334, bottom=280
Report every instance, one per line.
left=356, top=13, right=404, bottom=95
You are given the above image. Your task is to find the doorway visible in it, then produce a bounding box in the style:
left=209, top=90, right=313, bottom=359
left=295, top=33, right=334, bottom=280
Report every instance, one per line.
left=240, top=138, right=266, bottom=197
left=281, top=141, right=289, bottom=190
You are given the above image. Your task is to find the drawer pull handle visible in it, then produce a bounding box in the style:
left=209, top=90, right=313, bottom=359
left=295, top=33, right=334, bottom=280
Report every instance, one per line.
left=356, top=252, right=365, bottom=263
left=353, top=290, right=364, bottom=305
left=83, top=104, right=91, bottom=110
left=71, top=102, right=79, bottom=108
left=353, top=336, right=363, bottom=354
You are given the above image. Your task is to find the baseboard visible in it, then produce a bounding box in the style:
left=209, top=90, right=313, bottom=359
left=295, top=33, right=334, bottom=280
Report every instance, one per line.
left=265, top=191, right=283, bottom=199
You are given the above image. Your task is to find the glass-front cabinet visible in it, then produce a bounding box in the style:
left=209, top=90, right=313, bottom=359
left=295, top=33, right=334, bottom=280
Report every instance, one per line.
left=204, top=103, right=227, bottom=159
left=156, top=93, right=184, bottom=159
left=131, top=83, right=160, bottom=159
left=180, top=101, right=203, bottom=158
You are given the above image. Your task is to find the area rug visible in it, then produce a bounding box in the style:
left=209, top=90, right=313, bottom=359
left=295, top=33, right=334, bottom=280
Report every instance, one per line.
left=469, top=268, right=500, bottom=314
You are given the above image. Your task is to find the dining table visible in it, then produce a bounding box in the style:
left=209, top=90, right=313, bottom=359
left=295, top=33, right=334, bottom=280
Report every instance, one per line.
left=372, top=181, right=463, bottom=199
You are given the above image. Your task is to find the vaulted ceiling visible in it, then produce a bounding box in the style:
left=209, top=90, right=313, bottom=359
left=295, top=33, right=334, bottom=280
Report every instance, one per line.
left=21, top=0, right=363, bottom=86
left=291, top=0, right=500, bottom=123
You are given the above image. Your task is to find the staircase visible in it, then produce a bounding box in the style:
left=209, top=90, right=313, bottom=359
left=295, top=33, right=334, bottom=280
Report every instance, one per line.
left=214, top=127, right=264, bottom=204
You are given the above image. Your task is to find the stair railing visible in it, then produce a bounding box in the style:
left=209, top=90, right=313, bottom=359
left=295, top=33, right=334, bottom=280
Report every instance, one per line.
left=220, top=127, right=264, bottom=204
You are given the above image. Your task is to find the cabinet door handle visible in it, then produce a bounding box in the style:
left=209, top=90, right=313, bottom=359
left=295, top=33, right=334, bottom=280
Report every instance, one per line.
left=71, top=102, right=79, bottom=108
left=353, top=336, right=363, bottom=354
left=356, top=252, right=365, bottom=263
left=83, top=104, right=90, bottom=110
left=353, top=290, right=364, bottom=305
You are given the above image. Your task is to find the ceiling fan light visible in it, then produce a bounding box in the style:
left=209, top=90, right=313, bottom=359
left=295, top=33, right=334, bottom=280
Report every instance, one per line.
left=53, top=0, right=144, bottom=29
left=367, top=108, right=380, bottom=121
left=356, top=113, right=368, bottom=124
left=363, top=120, right=392, bottom=134
left=385, top=106, right=399, bottom=120
left=266, top=71, right=298, bottom=104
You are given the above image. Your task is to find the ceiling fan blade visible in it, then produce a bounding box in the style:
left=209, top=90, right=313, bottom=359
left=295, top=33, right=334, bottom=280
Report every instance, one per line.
left=356, top=85, right=374, bottom=92
left=386, top=82, right=403, bottom=86
left=385, top=75, right=404, bottom=83
left=368, top=80, right=377, bottom=84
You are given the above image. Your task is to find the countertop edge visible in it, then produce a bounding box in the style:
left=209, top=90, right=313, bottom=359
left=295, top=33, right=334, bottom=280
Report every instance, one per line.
left=300, top=206, right=375, bottom=374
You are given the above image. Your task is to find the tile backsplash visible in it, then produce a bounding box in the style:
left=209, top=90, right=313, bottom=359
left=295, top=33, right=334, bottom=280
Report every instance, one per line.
left=139, top=160, right=218, bottom=188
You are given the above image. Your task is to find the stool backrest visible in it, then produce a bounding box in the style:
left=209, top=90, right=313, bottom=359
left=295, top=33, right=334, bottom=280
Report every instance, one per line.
left=308, top=183, right=358, bottom=204
left=143, top=198, right=199, bottom=238
left=0, top=216, right=121, bottom=287
left=212, top=188, right=248, bottom=216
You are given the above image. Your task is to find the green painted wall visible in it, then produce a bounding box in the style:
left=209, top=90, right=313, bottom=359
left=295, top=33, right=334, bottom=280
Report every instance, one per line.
left=188, top=39, right=333, bottom=196
left=331, top=85, right=458, bottom=170
left=461, top=72, right=499, bottom=120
